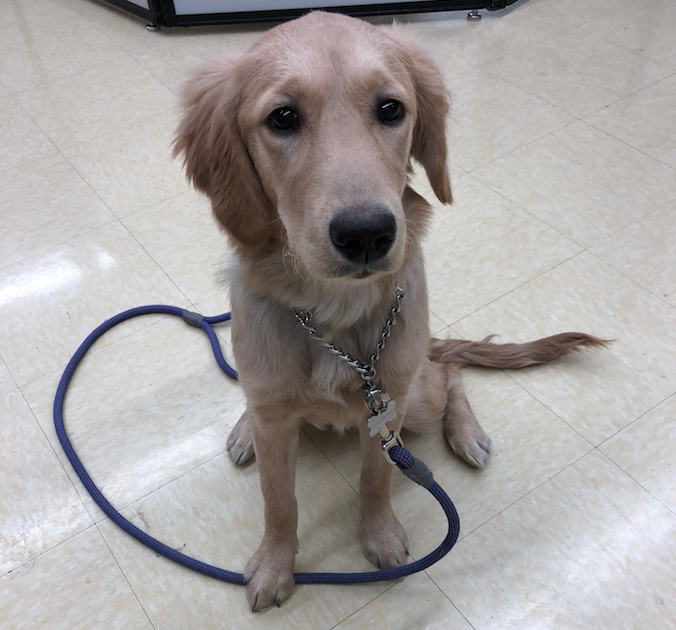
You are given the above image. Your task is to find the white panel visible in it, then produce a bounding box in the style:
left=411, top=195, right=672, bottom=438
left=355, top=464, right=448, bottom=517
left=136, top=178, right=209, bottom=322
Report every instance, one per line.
left=173, top=0, right=411, bottom=15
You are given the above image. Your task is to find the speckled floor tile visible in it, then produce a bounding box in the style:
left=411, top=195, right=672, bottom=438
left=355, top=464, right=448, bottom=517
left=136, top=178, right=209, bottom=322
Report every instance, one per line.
left=121, top=189, right=230, bottom=303
left=0, top=361, right=15, bottom=396
left=63, top=108, right=188, bottom=218
left=0, top=391, right=91, bottom=575
left=0, top=154, right=115, bottom=269
left=0, top=221, right=186, bottom=385
left=585, top=74, right=676, bottom=170
left=129, top=26, right=264, bottom=95
left=445, top=69, right=575, bottom=171
left=473, top=121, right=676, bottom=248
left=97, top=435, right=391, bottom=629
left=406, top=4, right=570, bottom=67
left=423, top=175, right=581, bottom=324
left=14, top=57, right=177, bottom=150
left=0, top=527, right=153, bottom=630
left=0, top=15, right=127, bottom=94
left=334, top=573, right=471, bottom=630
left=453, top=252, right=676, bottom=445
left=21, top=314, right=246, bottom=522
left=591, top=202, right=676, bottom=307
left=601, top=393, right=676, bottom=513
left=579, top=0, right=676, bottom=68
left=529, top=0, right=638, bottom=25
left=427, top=451, right=676, bottom=630
left=0, top=96, right=56, bottom=172
left=486, top=26, right=672, bottom=117
left=0, top=0, right=81, bottom=28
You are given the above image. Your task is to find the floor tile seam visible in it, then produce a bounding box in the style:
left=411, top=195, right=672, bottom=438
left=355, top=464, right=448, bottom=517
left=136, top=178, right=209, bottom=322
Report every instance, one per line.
left=422, top=571, right=478, bottom=630
left=499, top=368, right=596, bottom=448
left=0, top=93, right=61, bottom=175
left=580, top=62, right=676, bottom=116
left=127, top=45, right=185, bottom=97
left=533, top=3, right=631, bottom=27
left=594, top=449, right=676, bottom=519
left=479, top=24, right=673, bottom=119
left=6, top=48, right=133, bottom=100
left=0, top=355, right=18, bottom=390
left=59, top=104, right=182, bottom=156
left=463, top=112, right=579, bottom=179
left=0, top=207, right=118, bottom=275
left=326, top=579, right=403, bottom=630
left=117, top=219, right=196, bottom=306
left=14, top=310, right=170, bottom=404
left=93, top=519, right=159, bottom=630
left=596, top=390, right=676, bottom=455
left=462, top=168, right=587, bottom=249
left=589, top=199, right=675, bottom=249
left=585, top=248, right=676, bottom=312
left=581, top=102, right=676, bottom=173
left=13, top=385, right=98, bottom=524
left=56, top=98, right=180, bottom=153
left=2, top=3, right=102, bottom=36
left=456, top=14, right=578, bottom=72
left=447, top=248, right=586, bottom=328
left=576, top=12, right=676, bottom=70
left=452, top=446, right=596, bottom=542
left=0, top=519, right=99, bottom=583
left=114, top=184, right=197, bottom=225
left=300, top=426, right=361, bottom=499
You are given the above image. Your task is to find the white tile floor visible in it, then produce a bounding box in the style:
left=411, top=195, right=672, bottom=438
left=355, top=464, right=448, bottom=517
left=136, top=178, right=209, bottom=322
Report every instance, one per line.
left=1, top=0, right=675, bottom=628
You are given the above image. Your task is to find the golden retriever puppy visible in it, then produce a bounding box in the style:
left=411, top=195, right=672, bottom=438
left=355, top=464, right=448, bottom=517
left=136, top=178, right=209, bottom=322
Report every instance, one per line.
left=174, top=11, right=605, bottom=611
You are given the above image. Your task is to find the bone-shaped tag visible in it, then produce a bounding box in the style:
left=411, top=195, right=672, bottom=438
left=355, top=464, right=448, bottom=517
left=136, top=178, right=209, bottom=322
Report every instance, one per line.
left=367, top=400, right=397, bottom=437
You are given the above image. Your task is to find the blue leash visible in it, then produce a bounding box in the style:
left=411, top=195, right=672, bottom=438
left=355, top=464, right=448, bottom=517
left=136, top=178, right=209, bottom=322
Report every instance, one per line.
left=53, top=305, right=460, bottom=586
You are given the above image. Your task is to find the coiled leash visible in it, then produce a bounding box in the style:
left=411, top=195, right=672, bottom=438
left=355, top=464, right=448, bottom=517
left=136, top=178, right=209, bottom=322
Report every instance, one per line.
left=53, top=300, right=460, bottom=587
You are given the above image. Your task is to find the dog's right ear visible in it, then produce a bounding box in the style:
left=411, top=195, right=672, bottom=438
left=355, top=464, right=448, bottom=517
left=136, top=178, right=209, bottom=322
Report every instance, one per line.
left=173, top=59, right=273, bottom=249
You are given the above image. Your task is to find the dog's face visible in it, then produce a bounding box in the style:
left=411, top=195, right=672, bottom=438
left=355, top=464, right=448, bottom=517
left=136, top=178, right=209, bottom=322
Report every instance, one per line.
left=175, top=12, right=452, bottom=283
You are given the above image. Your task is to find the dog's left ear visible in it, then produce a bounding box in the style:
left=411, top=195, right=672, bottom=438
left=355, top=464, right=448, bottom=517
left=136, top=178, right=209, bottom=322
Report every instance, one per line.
left=388, top=29, right=453, bottom=205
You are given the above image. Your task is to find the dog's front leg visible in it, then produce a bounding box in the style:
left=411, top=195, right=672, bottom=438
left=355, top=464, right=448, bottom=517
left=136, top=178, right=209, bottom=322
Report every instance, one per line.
left=358, top=420, right=409, bottom=569
left=244, top=412, right=300, bottom=612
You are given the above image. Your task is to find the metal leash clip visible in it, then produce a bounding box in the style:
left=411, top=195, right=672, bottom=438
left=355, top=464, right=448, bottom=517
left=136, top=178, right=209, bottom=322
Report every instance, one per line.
left=380, top=429, right=404, bottom=465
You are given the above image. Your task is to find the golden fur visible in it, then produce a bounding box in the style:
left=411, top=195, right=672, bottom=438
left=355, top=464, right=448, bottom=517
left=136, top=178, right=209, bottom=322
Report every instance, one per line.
left=174, top=12, right=607, bottom=612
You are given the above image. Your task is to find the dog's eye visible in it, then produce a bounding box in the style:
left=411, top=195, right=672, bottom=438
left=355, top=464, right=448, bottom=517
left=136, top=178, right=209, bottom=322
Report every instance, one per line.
left=377, top=100, right=405, bottom=125
left=268, top=107, right=299, bottom=132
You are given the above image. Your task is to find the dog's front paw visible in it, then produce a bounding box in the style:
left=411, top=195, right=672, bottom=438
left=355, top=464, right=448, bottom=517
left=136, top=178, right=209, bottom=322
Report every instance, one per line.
left=244, top=544, right=295, bottom=612
left=227, top=412, right=255, bottom=466
left=360, top=509, right=409, bottom=569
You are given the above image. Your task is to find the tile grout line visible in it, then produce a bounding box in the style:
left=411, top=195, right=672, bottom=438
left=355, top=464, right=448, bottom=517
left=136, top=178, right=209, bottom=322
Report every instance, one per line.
left=94, top=521, right=159, bottom=630
left=585, top=249, right=676, bottom=313
left=596, top=448, right=676, bottom=520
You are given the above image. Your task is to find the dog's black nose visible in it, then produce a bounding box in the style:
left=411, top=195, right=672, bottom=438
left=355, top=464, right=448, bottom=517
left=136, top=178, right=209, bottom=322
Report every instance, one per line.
left=329, top=207, right=397, bottom=265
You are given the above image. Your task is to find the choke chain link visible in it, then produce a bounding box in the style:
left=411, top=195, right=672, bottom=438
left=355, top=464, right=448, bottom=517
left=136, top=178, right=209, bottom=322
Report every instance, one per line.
left=293, top=287, right=405, bottom=390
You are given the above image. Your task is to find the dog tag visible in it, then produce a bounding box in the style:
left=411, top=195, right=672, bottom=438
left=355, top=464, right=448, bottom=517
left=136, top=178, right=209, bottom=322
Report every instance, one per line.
left=367, top=400, right=397, bottom=437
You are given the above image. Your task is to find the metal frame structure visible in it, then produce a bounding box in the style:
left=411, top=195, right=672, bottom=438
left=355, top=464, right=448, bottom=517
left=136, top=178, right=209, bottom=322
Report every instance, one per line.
left=97, top=0, right=518, bottom=29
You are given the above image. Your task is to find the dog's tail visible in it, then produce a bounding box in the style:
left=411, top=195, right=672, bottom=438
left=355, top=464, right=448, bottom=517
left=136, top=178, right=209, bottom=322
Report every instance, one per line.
left=429, top=333, right=610, bottom=369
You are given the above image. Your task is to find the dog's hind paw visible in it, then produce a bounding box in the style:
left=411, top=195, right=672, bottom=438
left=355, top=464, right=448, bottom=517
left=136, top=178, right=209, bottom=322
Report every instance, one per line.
left=445, top=420, right=491, bottom=468
left=227, top=411, right=255, bottom=466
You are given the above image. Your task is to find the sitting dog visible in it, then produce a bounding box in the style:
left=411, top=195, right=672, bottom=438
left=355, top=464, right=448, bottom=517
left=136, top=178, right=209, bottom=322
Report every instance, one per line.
left=174, top=11, right=606, bottom=611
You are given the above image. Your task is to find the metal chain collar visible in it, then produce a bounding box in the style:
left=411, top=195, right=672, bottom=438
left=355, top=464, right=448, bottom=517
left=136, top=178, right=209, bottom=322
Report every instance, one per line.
left=292, top=287, right=405, bottom=392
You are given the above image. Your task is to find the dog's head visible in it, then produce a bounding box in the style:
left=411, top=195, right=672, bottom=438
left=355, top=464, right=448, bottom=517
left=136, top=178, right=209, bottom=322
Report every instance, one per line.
left=174, top=12, right=451, bottom=283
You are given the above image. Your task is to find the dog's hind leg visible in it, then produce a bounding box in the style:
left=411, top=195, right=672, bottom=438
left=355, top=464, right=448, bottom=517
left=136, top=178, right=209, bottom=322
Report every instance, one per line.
left=403, top=359, right=491, bottom=468
left=226, top=409, right=256, bottom=466
left=442, top=365, right=491, bottom=468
